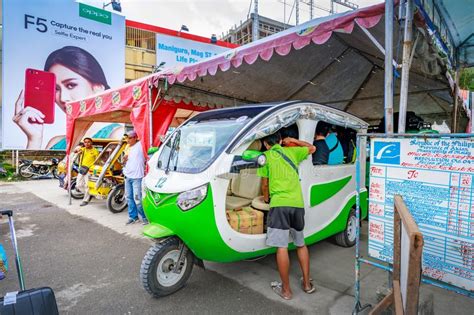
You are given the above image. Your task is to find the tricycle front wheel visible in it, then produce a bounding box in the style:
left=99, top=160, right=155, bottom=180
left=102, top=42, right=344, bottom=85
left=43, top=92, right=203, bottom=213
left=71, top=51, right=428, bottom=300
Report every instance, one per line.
left=140, top=237, right=194, bottom=297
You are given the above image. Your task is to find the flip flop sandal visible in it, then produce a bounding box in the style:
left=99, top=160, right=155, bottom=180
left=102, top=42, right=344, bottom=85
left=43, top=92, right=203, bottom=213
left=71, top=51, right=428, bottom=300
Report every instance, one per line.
left=270, top=281, right=292, bottom=300
left=300, top=277, right=316, bottom=294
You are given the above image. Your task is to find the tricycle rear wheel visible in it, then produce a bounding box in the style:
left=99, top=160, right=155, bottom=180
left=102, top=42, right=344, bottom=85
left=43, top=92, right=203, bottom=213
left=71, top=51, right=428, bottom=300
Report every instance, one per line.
left=107, top=184, right=127, bottom=213
left=140, top=237, right=194, bottom=297
left=70, top=179, right=84, bottom=200
left=334, top=208, right=357, bottom=247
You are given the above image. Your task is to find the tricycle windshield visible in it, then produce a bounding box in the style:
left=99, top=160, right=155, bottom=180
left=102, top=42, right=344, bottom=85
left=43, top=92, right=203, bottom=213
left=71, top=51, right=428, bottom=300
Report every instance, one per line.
left=157, top=107, right=266, bottom=174
left=95, top=143, right=120, bottom=167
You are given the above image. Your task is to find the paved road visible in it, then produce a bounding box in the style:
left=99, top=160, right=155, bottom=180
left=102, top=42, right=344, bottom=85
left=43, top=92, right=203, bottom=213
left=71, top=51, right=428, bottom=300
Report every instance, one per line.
left=0, top=185, right=300, bottom=314
left=2, top=180, right=473, bottom=314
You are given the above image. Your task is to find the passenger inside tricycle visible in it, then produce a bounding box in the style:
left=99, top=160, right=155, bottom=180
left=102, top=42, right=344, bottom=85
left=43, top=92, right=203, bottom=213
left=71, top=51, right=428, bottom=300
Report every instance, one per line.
left=140, top=101, right=369, bottom=297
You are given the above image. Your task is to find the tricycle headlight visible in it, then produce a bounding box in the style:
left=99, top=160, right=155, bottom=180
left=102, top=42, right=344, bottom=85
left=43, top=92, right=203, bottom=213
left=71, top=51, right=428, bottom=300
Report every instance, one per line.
left=176, top=184, right=208, bottom=211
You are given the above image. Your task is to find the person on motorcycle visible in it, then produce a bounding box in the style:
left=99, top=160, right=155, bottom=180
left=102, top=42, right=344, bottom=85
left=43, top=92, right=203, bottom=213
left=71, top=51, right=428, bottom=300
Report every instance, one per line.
left=74, top=137, right=99, bottom=206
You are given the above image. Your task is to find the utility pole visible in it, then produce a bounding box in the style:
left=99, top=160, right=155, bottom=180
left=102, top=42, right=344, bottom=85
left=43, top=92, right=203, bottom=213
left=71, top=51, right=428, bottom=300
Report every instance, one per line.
left=295, top=0, right=300, bottom=25
left=252, top=0, right=259, bottom=41
left=309, top=0, right=313, bottom=19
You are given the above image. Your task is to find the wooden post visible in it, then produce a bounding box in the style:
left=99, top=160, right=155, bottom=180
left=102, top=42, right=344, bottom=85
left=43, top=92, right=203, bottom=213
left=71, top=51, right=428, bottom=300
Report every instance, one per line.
left=393, top=206, right=401, bottom=281
left=369, top=290, right=394, bottom=315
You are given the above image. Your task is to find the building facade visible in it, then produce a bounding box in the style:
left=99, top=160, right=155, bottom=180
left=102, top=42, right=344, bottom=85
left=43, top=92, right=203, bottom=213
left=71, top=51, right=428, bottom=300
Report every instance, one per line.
left=125, top=20, right=236, bottom=81
left=222, top=14, right=292, bottom=45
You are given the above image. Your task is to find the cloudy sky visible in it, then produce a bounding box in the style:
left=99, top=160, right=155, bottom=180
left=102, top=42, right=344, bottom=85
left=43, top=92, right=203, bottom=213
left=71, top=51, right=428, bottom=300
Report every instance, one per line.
left=86, top=0, right=382, bottom=37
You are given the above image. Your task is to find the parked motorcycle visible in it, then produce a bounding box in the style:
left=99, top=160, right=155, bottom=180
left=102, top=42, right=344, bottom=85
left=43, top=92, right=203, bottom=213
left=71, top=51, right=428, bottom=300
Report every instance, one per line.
left=18, top=158, right=59, bottom=179
left=18, top=159, right=31, bottom=168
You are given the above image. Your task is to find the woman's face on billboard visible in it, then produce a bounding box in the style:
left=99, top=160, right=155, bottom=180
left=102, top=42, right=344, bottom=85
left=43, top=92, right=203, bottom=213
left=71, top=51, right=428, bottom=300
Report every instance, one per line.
left=49, top=64, right=105, bottom=111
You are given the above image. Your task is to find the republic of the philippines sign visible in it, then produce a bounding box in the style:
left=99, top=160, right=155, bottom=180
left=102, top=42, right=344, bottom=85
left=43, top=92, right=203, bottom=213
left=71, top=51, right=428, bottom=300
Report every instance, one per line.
left=368, top=137, right=474, bottom=292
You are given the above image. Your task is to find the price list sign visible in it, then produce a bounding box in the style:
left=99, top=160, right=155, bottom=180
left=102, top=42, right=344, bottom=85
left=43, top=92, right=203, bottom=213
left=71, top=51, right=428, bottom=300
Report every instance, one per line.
left=368, top=138, right=474, bottom=292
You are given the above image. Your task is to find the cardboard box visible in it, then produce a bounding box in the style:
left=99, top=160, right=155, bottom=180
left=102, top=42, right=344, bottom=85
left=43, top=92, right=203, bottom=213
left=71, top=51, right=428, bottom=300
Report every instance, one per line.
left=227, top=207, right=264, bottom=234
left=235, top=224, right=263, bottom=235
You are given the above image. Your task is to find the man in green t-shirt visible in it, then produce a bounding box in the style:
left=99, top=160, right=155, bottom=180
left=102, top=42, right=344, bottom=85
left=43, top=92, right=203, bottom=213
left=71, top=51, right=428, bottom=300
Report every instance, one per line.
left=257, top=131, right=316, bottom=300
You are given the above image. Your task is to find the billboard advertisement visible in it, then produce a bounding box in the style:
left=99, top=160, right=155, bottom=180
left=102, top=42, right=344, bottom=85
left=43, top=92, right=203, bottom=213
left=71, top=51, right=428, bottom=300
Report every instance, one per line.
left=2, top=0, right=125, bottom=150
left=156, top=34, right=230, bottom=69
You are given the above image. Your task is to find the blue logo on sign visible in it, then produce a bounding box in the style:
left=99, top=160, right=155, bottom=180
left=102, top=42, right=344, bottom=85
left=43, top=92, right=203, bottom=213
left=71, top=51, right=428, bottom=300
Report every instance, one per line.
left=373, top=141, right=400, bottom=165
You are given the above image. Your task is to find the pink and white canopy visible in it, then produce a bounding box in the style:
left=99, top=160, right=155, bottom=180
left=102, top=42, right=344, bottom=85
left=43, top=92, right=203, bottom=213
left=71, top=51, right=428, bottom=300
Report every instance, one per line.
left=151, top=1, right=451, bottom=126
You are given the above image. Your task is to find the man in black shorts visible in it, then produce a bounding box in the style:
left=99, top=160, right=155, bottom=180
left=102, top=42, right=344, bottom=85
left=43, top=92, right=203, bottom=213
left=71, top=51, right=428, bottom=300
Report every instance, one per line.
left=258, top=132, right=316, bottom=300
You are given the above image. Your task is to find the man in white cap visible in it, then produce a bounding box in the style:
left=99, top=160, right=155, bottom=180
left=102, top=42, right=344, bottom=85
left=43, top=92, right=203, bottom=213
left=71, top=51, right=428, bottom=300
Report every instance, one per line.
left=123, top=130, right=148, bottom=225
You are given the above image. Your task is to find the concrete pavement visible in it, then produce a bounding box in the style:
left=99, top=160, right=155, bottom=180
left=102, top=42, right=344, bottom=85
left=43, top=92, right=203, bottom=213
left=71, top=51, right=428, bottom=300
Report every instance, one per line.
left=0, top=183, right=300, bottom=314
left=2, top=179, right=473, bottom=314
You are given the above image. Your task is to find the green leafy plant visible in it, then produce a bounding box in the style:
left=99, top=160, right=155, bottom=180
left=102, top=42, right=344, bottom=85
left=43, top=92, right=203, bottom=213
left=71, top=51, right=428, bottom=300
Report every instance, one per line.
left=459, top=67, right=474, bottom=90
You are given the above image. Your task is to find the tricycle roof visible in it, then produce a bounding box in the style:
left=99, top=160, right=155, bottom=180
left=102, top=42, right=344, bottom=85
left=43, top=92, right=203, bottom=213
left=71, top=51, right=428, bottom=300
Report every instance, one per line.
left=188, top=101, right=368, bottom=130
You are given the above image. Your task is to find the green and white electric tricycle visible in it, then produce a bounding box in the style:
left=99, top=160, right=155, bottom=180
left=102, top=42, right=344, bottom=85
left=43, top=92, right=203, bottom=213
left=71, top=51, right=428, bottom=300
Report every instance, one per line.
left=140, top=101, right=369, bottom=297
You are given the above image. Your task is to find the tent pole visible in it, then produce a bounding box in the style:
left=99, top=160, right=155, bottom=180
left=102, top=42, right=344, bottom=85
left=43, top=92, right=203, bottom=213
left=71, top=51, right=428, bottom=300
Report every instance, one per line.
left=353, top=135, right=371, bottom=314
left=383, top=0, right=397, bottom=294
left=295, top=0, right=299, bottom=25
left=15, top=150, right=19, bottom=175
left=252, top=0, right=259, bottom=41
left=471, top=91, right=474, bottom=133
left=384, top=0, right=394, bottom=133
left=11, top=150, right=15, bottom=173
left=398, top=0, right=414, bottom=133
left=68, top=153, right=72, bottom=206
left=353, top=135, right=362, bottom=313
left=148, top=83, right=153, bottom=147
left=452, top=70, right=460, bottom=133
left=359, top=25, right=398, bottom=69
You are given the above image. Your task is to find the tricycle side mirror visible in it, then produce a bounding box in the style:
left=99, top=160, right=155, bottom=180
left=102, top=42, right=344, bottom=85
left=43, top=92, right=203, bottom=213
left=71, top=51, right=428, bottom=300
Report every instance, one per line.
left=147, top=146, right=160, bottom=155
left=242, top=149, right=266, bottom=166
left=229, top=150, right=266, bottom=174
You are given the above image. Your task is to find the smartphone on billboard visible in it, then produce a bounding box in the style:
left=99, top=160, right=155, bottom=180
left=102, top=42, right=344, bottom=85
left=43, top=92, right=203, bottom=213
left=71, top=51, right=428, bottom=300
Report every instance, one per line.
left=24, top=68, right=56, bottom=124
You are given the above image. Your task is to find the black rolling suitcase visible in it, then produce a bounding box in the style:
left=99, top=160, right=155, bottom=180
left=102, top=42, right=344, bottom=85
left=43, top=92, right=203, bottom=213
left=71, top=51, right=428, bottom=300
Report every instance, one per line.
left=0, top=210, right=59, bottom=315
